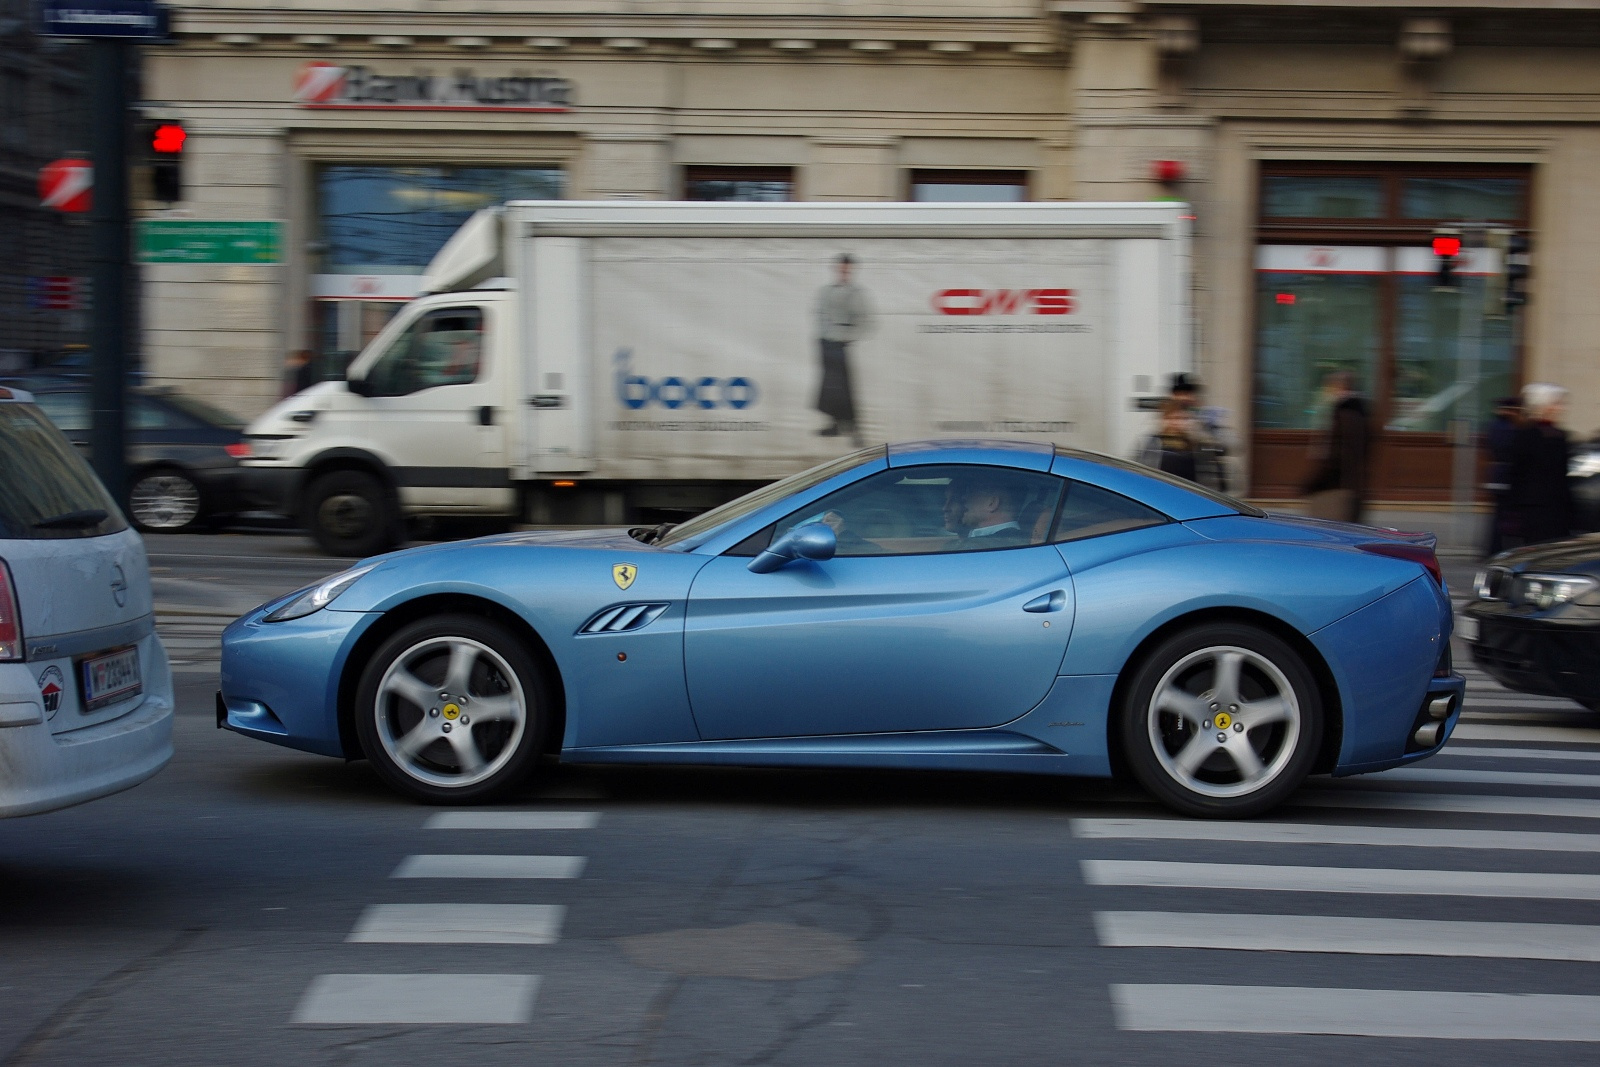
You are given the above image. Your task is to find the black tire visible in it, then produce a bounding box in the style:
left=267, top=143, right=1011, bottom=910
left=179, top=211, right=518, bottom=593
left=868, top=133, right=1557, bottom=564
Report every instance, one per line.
left=128, top=466, right=204, bottom=532
left=354, top=614, right=550, bottom=804
left=1119, top=623, right=1323, bottom=818
left=304, top=468, right=402, bottom=557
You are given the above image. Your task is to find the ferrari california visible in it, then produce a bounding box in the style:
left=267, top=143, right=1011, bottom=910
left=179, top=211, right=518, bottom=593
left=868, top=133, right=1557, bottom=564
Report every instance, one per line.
left=218, top=440, right=1464, bottom=817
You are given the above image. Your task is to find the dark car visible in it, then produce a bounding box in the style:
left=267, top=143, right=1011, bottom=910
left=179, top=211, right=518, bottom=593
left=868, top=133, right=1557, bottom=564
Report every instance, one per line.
left=10, top=378, right=250, bottom=532
left=1462, top=534, right=1600, bottom=713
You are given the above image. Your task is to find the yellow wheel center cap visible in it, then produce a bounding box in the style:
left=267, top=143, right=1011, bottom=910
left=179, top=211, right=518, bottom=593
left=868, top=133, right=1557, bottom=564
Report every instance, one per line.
left=442, top=703, right=461, bottom=720
left=1213, top=711, right=1233, bottom=730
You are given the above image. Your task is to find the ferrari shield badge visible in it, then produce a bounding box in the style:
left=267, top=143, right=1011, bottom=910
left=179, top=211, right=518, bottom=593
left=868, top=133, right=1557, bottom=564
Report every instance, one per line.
left=612, top=563, right=638, bottom=590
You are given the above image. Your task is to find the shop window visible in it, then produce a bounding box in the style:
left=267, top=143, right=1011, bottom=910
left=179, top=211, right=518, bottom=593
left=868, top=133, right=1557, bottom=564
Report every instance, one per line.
left=1261, top=176, right=1383, bottom=219
left=682, top=167, right=794, bottom=202
left=316, top=165, right=563, bottom=276
left=1254, top=271, right=1381, bottom=430
left=910, top=170, right=1029, bottom=203
left=1401, top=177, right=1525, bottom=222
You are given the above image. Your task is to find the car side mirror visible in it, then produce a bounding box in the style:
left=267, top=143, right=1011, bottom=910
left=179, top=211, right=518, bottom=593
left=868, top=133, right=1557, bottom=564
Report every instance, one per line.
left=747, top=522, right=837, bottom=573
left=346, top=377, right=374, bottom=397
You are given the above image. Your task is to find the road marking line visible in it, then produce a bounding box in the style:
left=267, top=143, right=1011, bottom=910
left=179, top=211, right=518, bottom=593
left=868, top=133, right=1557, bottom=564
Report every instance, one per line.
left=1378, top=767, right=1600, bottom=788
left=1096, top=911, right=1600, bottom=961
left=1453, top=724, right=1600, bottom=744
left=348, top=904, right=565, bottom=944
left=425, top=811, right=600, bottom=830
left=1083, top=860, right=1600, bottom=899
left=1071, top=818, right=1600, bottom=852
left=1442, top=746, right=1600, bottom=762
left=292, top=974, right=539, bottom=1024
left=1295, top=790, right=1600, bottom=819
left=392, top=854, right=586, bottom=879
left=1110, top=984, right=1600, bottom=1040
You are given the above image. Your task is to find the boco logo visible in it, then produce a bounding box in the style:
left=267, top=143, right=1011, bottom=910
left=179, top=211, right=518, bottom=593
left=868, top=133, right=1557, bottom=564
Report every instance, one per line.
left=932, top=288, right=1075, bottom=316
left=614, top=350, right=758, bottom=411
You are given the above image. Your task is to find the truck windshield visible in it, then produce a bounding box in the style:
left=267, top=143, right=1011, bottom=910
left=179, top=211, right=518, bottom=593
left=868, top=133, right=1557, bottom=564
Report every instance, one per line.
left=655, top=446, right=884, bottom=549
left=0, top=403, right=127, bottom=539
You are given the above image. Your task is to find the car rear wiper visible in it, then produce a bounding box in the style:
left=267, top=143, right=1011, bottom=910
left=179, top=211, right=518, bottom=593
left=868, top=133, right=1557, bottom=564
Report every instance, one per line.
left=32, top=509, right=108, bottom=530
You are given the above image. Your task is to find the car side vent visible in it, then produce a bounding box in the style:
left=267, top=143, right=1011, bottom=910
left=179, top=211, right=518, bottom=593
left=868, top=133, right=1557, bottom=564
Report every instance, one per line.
left=578, top=603, right=670, bottom=635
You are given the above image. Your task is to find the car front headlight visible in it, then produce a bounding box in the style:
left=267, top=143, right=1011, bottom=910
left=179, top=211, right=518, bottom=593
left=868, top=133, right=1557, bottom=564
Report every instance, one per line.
left=1514, top=573, right=1600, bottom=610
left=262, top=564, right=377, bottom=622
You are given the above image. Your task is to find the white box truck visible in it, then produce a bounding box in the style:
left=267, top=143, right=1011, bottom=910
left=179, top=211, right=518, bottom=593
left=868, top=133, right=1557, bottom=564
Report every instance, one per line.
left=243, top=201, right=1192, bottom=556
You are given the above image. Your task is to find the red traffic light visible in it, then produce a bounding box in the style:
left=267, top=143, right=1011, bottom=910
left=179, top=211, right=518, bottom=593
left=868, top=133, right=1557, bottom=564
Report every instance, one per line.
left=1431, top=235, right=1461, bottom=258
left=151, top=123, right=186, bottom=154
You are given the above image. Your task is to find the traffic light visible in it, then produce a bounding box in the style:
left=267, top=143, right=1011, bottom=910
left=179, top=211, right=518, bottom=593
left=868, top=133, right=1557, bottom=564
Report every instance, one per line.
left=1431, top=228, right=1461, bottom=290
left=1504, top=232, right=1530, bottom=311
left=149, top=121, right=185, bottom=202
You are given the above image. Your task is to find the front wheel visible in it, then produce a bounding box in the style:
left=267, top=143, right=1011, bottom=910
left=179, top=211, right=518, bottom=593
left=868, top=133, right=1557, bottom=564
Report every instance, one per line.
left=129, top=468, right=203, bottom=531
left=305, top=469, right=401, bottom=557
left=1120, top=623, right=1323, bottom=818
left=355, top=614, right=549, bottom=804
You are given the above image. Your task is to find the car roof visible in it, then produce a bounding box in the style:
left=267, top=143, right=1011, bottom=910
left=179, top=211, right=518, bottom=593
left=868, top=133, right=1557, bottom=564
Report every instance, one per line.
left=887, top=438, right=1055, bottom=471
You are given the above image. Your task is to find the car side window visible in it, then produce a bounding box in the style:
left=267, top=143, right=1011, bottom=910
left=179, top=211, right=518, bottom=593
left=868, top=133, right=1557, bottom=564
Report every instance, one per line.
left=766, top=464, right=1065, bottom=557
left=31, top=390, right=89, bottom=433
left=1051, top=481, right=1168, bottom=543
left=363, top=308, right=485, bottom=398
left=130, top=397, right=202, bottom=431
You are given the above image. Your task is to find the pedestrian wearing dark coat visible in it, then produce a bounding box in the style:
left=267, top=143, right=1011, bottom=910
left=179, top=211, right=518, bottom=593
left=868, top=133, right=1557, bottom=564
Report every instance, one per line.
left=1484, top=396, right=1522, bottom=555
left=1303, top=370, right=1370, bottom=524
left=1506, top=382, right=1574, bottom=547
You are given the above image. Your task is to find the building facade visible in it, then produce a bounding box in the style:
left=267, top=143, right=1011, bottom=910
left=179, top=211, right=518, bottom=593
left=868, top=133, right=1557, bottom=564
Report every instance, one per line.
left=142, top=1, right=1600, bottom=503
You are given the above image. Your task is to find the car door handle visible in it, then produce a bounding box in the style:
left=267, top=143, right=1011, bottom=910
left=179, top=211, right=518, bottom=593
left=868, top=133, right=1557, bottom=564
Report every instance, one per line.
left=1023, top=590, right=1067, bottom=613
left=528, top=394, right=565, bottom=408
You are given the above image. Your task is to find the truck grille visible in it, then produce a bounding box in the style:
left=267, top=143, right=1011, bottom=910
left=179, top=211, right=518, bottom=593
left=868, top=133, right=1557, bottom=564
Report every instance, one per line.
left=578, top=603, right=670, bottom=635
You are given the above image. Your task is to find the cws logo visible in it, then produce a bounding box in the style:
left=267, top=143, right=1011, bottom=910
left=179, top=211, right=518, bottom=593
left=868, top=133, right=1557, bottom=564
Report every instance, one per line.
left=37, top=665, right=64, bottom=718
left=614, top=350, right=758, bottom=411
left=931, top=288, right=1075, bottom=316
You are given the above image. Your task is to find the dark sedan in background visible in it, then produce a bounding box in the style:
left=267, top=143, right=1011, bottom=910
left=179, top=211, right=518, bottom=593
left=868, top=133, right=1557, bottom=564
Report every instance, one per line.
left=6, top=377, right=251, bottom=531
left=1463, top=535, right=1600, bottom=713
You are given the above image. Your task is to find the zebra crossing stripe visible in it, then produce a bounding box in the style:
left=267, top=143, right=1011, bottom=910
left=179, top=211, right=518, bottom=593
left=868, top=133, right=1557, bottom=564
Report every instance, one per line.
left=1083, top=860, right=1600, bottom=900
left=1110, top=984, right=1600, bottom=1040
left=347, top=903, right=565, bottom=944
left=1378, top=767, right=1600, bottom=788
left=1452, top=723, right=1600, bottom=744
left=392, top=855, right=586, bottom=879
left=1071, top=818, right=1600, bottom=852
left=1440, top=746, right=1600, bottom=762
left=293, top=974, right=540, bottom=1024
left=1295, top=789, right=1600, bottom=819
left=1095, top=911, right=1600, bottom=961
left=425, top=811, right=600, bottom=830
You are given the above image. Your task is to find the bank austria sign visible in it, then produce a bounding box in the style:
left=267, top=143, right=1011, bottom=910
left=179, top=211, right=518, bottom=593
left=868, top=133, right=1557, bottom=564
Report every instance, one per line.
left=294, top=61, right=572, bottom=112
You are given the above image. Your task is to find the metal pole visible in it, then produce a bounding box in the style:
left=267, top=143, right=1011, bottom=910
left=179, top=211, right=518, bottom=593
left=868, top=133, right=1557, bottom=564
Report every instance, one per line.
left=87, top=38, right=129, bottom=507
left=1451, top=223, right=1484, bottom=551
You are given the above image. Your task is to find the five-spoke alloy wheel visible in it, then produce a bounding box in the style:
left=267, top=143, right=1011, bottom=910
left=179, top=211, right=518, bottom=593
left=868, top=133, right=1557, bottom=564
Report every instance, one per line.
left=1121, top=623, right=1322, bottom=817
left=355, top=615, right=548, bottom=803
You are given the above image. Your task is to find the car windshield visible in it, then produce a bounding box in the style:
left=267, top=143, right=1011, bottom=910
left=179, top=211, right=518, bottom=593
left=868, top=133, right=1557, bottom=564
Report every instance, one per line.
left=151, top=390, right=246, bottom=431
left=655, top=446, right=884, bottom=549
left=0, top=402, right=127, bottom=539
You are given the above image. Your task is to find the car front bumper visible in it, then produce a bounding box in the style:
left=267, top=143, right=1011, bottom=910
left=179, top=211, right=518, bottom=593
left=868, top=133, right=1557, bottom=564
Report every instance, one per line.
left=0, top=641, right=175, bottom=818
left=1469, top=613, right=1600, bottom=705
left=238, top=463, right=299, bottom=517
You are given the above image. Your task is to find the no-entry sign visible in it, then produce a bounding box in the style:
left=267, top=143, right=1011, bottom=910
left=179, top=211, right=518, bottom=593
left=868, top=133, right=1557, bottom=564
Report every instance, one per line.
left=39, top=158, right=93, bottom=212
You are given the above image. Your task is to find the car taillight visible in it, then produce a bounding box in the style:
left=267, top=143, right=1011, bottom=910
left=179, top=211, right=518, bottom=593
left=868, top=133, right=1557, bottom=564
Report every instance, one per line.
left=224, top=442, right=252, bottom=459
left=1358, top=542, right=1443, bottom=585
left=0, top=559, right=22, bottom=661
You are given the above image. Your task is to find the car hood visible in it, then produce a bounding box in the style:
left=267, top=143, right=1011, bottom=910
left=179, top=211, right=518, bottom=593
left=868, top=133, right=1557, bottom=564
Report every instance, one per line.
left=245, top=380, right=348, bottom=436
left=359, top=526, right=658, bottom=568
left=1484, top=533, right=1600, bottom=577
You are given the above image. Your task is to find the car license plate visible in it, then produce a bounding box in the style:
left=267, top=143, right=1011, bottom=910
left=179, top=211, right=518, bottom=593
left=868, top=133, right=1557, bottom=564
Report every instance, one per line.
left=81, top=646, right=142, bottom=712
left=1456, top=614, right=1479, bottom=643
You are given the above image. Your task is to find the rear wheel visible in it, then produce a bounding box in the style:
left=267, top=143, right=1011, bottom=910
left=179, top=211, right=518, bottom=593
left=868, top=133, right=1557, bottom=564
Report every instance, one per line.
left=305, top=469, right=400, bottom=557
left=1120, top=623, right=1322, bottom=818
left=129, top=467, right=203, bottom=531
left=354, top=614, right=548, bottom=804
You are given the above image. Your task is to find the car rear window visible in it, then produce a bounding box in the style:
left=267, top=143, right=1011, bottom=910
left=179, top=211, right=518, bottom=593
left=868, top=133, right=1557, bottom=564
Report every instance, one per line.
left=0, top=403, right=127, bottom=539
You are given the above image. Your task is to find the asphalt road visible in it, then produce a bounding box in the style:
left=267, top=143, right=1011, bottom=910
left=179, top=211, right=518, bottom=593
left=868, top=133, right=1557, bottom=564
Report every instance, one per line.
left=3, top=532, right=1600, bottom=1065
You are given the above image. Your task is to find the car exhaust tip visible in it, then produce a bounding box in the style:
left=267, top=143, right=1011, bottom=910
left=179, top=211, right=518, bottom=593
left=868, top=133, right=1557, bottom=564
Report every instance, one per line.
left=1412, top=722, right=1443, bottom=748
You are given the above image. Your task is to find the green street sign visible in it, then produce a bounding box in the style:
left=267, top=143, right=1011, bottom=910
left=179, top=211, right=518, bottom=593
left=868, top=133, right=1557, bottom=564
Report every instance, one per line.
left=137, top=220, right=282, bottom=264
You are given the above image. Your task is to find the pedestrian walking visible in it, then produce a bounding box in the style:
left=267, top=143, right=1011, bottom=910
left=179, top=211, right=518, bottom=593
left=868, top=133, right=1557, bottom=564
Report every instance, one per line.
left=283, top=348, right=317, bottom=397
left=1506, top=382, right=1574, bottom=547
left=814, top=253, right=873, bottom=446
left=1139, top=399, right=1203, bottom=483
left=1302, top=369, right=1370, bottom=523
left=1483, top=395, right=1522, bottom=555
left=1167, top=372, right=1231, bottom=491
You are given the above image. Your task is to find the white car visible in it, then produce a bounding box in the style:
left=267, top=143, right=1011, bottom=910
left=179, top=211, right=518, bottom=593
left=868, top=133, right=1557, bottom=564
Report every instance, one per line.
left=0, top=386, right=173, bottom=816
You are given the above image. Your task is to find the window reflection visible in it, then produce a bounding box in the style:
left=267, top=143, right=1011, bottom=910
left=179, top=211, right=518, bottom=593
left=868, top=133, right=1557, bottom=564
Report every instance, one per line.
left=1261, top=176, right=1383, bottom=219
left=1253, top=272, right=1381, bottom=430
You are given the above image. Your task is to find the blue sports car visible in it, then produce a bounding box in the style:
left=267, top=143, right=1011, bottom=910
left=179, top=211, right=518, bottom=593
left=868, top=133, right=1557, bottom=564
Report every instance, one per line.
left=219, top=440, right=1465, bottom=817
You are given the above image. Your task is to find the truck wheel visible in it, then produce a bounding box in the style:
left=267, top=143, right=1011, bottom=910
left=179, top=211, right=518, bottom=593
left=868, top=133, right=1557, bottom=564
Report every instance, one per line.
left=354, top=614, right=549, bottom=804
left=305, top=469, right=401, bottom=557
left=1119, top=623, right=1323, bottom=818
